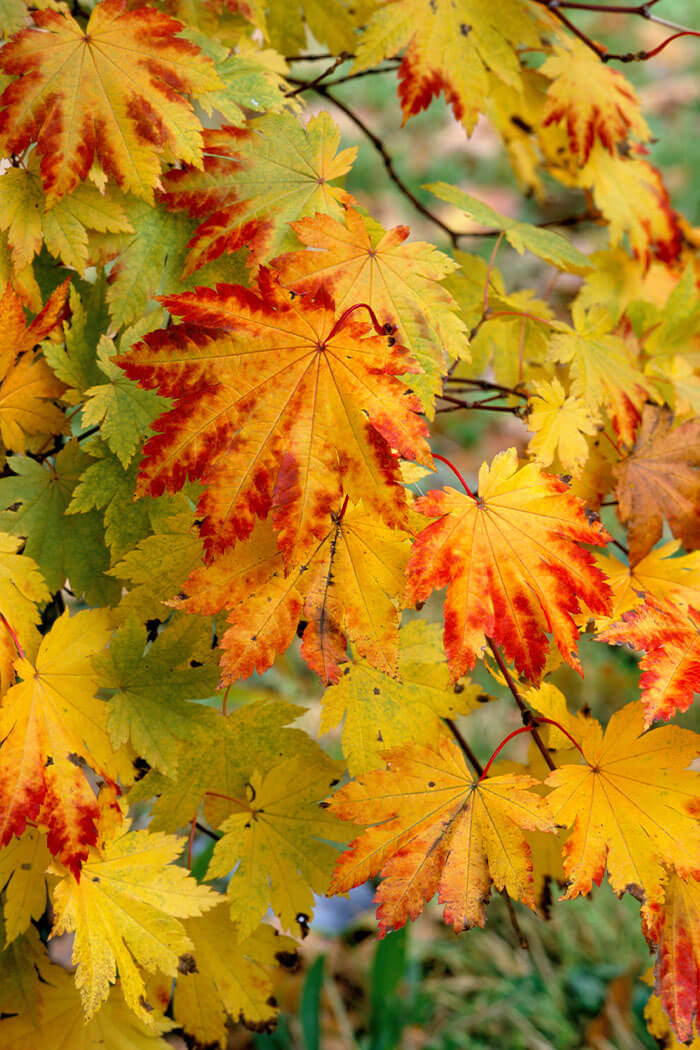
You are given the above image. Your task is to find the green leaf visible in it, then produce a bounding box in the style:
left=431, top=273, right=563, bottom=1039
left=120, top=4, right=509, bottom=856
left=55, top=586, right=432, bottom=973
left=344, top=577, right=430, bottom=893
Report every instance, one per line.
left=43, top=277, right=110, bottom=395
left=82, top=336, right=168, bottom=467
left=426, top=182, right=593, bottom=275
left=107, top=199, right=248, bottom=328
left=95, top=615, right=220, bottom=777
left=67, top=440, right=152, bottom=561
left=0, top=441, right=119, bottom=604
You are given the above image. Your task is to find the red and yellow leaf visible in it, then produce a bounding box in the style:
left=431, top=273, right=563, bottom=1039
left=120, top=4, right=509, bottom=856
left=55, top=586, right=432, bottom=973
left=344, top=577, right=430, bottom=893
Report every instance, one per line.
left=599, top=600, right=700, bottom=725
left=0, top=0, right=222, bottom=205
left=328, top=736, right=556, bottom=935
left=406, top=448, right=611, bottom=683
left=119, top=272, right=430, bottom=565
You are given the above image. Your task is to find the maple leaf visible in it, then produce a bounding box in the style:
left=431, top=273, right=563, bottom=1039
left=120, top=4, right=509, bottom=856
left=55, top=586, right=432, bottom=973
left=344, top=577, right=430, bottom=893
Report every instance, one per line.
left=526, top=378, right=598, bottom=477
left=320, top=620, right=492, bottom=774
left=591, top=541, right=700, bottom=628
left=352, top=0, right=540, bottom=134
left=643, top=873, right=700, bottom=1044
left=0, top=826, right=51, bottom=944
left=206, top=753, right=349, bottom=939
left=613, top=404, right=700, bottom=565
left=50, top=812, right=217, bottom=1022
left=175, top=504, right=411, bottom=684
left=598, top=600, right=700, bottom=726
left=173, top=906, right=297, bottom=1043
left=0, top=441, right=119, bottom=605
left=329, top=736, right=556, bottom=935
left=105, top=196, right=247, bottom=329
left=536, top=698, right=700, bottom=905
left=645, top=983, right=700, bottom=1050
left=548, top=303, right=656, bottom=447
left=95, top=615, right=220, bottom=778
left=427, top=182, right=592, bottom=275
left=133, top=697, right=327, bottom=834
left=0, top=161, right=132, bottom=275
left=541, top=41, right=650, bottom=164
left=574, top=144, right=683, bottom=266
left=272, top=206, right=469, bottom=411
left=42, top=280, right=111, bottom=398
left=406, top=448, right=612, bottom=683
left=82, top=336, right=168, bottom=468
left=0, top=281, right=68, bottom=461
left=0, top=0, right=222, bottom=205
left=68, top=442, right=153, bottom=561
left=0, top=531, right=49, bottom=655
left=119, top=271, right=430, bottom=565
left=0, top=924, right=47, bottom=1020
left=159, top=112, right=357, bottom=273
left=0, top=955, right=174, bottom=1047
left=0, top=609, right=135, bottom=876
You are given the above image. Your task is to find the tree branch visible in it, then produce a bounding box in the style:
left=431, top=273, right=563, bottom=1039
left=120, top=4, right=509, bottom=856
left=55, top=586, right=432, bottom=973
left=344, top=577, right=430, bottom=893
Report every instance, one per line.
left=487, top=640, right=556, bottom=771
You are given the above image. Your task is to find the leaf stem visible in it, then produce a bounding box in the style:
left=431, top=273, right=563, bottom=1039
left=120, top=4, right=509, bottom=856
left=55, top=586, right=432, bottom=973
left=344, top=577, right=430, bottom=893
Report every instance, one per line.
left=0, top=612, right=25, bottom=661
left=487, top=640, right=556, bottom=771
left=432, top=453, right=476, bottom=499
left=326, top=301, right=390, bottom=340
left=443, top=717, right=483, bottom=777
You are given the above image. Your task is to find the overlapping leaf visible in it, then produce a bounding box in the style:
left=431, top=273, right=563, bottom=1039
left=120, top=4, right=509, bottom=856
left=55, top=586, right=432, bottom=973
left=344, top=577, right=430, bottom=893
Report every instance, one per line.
left=599, top=600, right=700, bottom=725
left=0, top=610, right=133, bottom=875
left=643, top=874, right=700, bottom=1044
left=329, top=736, right=557, bottom=935
left=159, top=112, right=357, bottom=272
left=206, top=753, right=349, bottom=939
left=592, top=542, right=700, bottom=628
left=176, top=504, right=411, bottom=684
left=119, top=272, right=430, bottom=565
left=406, top=448, right=612, bottom=682
left=320, top=620, right=492, bottom=774
left=273, top=206, right=469, bottom=409
left=50, top=813, right=217, bottom=1021
left=613, top=404, right=700, bottom=565
left=0, top=0, right=222, bottom=204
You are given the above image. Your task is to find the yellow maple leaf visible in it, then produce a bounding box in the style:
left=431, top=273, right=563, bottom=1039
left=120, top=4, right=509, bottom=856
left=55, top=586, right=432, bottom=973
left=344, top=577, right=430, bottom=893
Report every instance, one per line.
left=526, top=378, right=597, bottom=476
left=205, top=754, right=350, bottom=940
left=0, top=0, right=222, bottom=205
left=50, top=817, right=218, bottom=1022
left=173, top=906, right=297, bottom=1043
left=548, top=303, right=657, bottom=447
left=329, top=736, right=557, bottom=934
left=320, top=620, right=492, bottom=774
left=0, top=531, right=49, bottom=656
left=536, top=698, right=700, bottom=905
left=592, top=541, right=700, bottom=628
left=0, top=826, right=51, bottom=944
left=0, top=961, right=174, bottom=1048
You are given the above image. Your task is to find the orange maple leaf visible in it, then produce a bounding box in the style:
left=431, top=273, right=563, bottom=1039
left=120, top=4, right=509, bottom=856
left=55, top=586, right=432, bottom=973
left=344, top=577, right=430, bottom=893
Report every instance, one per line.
left=328, top=736, right=557, bottom=935
left=406, top=448, right=611, bottom=683
left=119, top=272, right=430, bottom=565
left=0, top=0, right=221, bottom=205
left=0, top=281, right=69, bottom=457
left=272, top=207, right=469, bottom=407
left=174, top=503, right=411, bottom=684
left=643, top=872, right=700, bottom=1044
left=614, top=404, right=700, bottom=565
left=598, top=600, right=700, bottom=725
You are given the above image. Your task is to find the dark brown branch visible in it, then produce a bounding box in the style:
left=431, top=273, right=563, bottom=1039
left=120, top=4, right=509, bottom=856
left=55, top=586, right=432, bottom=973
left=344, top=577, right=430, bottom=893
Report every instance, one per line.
left=487, top=640, right=556, bottom=772
left=445, top=377, right=528, bottom=399
left=500, top=889, right=529, bottom=949
left=443, top=718, right=483, bottom=777
left=285, top=54, right=349, bottom=98
left=195, top=821, right=221, bottom=841
left=436, top=392, right=523, bottom=414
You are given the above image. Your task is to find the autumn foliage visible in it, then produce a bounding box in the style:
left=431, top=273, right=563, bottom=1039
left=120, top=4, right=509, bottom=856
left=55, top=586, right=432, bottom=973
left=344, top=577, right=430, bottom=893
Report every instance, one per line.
left=0, top=0, right=699, bottom=1044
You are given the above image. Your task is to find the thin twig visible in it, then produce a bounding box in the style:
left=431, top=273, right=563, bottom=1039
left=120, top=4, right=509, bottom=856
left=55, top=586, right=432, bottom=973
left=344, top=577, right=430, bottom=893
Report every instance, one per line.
left=285, top=54, right=348, bottom=98
left=500, top=889, right=529, bottom=950
left=487, top=639, right=556, bottom=772
left=436, top=392, right=522, bottom=414
left=443, top=717, right=483, bottom=777
left=196, top=821, right=222, bottom=841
